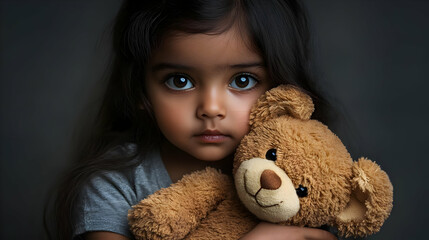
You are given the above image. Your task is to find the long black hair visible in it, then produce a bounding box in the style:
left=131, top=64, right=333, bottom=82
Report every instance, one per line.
left=46, top=0, right=332, bottom=239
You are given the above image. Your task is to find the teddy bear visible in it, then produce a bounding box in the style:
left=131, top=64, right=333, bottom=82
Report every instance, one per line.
left=128, top=85, right=393, bottom=240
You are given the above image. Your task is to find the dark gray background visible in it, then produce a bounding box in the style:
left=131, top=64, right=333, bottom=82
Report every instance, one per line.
left=1, top=0, right=428, bottom=239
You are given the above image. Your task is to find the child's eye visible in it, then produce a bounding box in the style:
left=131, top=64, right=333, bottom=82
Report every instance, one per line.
left=229, top=73, right=258, bottom=90
left=164, top=74, right=194, bottom=90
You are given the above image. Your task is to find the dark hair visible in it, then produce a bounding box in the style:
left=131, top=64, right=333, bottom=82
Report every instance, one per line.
left=46, top=0, right=332, bottom=239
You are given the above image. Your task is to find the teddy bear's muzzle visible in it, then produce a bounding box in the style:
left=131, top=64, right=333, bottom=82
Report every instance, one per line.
left=234, top=158, right=300, bottom=223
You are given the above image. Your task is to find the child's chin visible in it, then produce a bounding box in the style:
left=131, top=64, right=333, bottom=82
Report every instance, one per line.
left=190, top=148, right=233, bottom=162
left=193, top=154, right=228, bottom=162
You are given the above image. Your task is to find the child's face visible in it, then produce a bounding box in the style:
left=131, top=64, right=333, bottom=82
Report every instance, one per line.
left=145, top=28, right=270, bottom=161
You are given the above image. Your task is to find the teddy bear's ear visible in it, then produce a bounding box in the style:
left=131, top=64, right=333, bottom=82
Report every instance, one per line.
left=334, top=158, right=393, bottom=238
left=249, top=85, right=314, bottom=127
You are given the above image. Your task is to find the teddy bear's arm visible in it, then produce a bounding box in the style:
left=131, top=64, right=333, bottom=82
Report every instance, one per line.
left=185, top=196, right=258, bottom=240
left=128, top=167, right=233, bottom=240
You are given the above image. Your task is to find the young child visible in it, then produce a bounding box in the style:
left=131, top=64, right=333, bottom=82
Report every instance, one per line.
left=51, top=0, right=337, bottom=239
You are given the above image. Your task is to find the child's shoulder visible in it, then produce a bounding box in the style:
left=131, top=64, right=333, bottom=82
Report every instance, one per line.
left=82, top=143, right=172, bottom=200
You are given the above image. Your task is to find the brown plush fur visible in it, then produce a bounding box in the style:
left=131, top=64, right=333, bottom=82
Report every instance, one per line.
left=128, top=85, right=393, bottom=239
left=128, top=168, right=258, bottom=240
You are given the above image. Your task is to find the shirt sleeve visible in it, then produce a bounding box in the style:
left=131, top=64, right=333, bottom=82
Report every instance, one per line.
left=73, top=171, right=138, bottom=239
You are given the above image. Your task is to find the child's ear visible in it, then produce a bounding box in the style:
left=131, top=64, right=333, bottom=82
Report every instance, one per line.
left=335, top=158, right=393, bottom=238
left=249, top=85, right=314, bottom=127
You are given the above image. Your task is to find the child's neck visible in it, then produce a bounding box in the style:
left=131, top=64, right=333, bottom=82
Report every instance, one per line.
left=160, top=140, right=233, bottom=183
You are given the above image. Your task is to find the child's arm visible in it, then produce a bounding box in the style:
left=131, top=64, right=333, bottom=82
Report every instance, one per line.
left=241, top=222, right=337, bottom=240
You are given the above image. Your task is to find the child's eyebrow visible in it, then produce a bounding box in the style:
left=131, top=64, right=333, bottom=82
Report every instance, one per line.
left=150, top=62, right=265, bottom=72
left=229, top=62, right=265, bottom=69
left=151, top=63, right=195, bottom=72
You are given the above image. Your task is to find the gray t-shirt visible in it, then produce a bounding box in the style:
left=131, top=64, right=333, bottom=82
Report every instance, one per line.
left=73, top=145, right=172, bottom=239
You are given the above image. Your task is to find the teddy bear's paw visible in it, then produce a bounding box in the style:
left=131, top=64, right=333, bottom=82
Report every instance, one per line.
left=128, top=199, right=194, bottom=240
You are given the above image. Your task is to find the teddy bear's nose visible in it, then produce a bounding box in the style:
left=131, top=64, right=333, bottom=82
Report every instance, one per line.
left=260, top=169, right=282, bottom=190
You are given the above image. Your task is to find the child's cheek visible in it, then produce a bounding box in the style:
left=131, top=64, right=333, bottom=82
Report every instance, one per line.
left=151, top=95, right=195, bottom=136
left=226, top=93, right=261, bottom=135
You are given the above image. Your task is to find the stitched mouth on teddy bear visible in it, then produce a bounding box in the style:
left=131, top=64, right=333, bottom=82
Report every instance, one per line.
left=244, top=170, right=284, bottom=208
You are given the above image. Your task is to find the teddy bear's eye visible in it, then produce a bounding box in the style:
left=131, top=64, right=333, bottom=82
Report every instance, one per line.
left=296, top=185, right=308, bottom=197
left=265, top=149, right=277, bottom=161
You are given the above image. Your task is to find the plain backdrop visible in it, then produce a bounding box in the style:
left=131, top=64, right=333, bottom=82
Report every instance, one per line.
left=1, top=0, right=428, bottom=239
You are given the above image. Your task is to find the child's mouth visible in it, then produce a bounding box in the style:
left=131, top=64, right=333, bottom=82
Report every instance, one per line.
left=195, top=130, right=229, bottom=143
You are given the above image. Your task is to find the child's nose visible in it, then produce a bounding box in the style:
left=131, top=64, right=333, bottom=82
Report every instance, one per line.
left=197, top=88, right=226, bottom=119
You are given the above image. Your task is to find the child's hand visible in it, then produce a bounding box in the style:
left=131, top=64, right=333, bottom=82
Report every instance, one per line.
left=241, top=222, right=337, bottom=240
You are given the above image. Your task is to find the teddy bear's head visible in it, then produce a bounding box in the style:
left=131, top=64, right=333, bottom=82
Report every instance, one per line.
left=233, top=85, right=393, bottom=237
